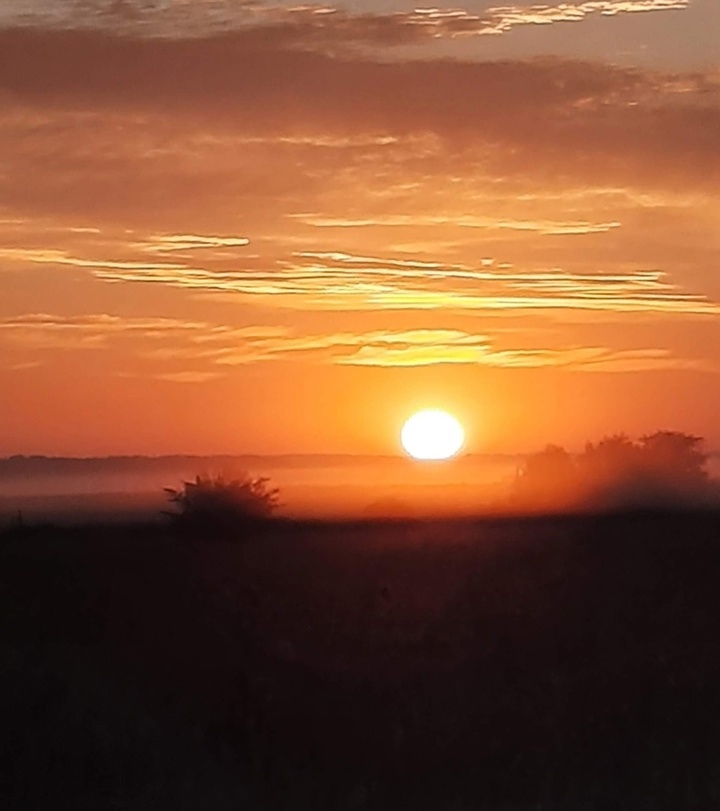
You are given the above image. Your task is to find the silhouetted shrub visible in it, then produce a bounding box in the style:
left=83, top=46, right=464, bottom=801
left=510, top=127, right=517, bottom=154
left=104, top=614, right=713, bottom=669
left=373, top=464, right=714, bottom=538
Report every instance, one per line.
left=164, top=473, right=280, bottom=533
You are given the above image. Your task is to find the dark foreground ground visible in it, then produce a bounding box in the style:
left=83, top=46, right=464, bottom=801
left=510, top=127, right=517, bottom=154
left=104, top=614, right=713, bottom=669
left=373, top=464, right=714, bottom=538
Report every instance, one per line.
left=2, top=512, right=720, bottom=810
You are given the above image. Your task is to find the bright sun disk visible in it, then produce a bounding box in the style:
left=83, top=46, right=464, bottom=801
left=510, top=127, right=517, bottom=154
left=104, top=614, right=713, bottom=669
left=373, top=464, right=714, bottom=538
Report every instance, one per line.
left=401, top=409, right=465, bottom=460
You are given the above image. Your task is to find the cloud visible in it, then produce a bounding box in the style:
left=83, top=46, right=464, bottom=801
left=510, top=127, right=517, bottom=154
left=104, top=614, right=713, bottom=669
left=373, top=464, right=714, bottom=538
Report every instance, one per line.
left=4, top=233, right=718, bottom=318
left=1, top=313, right=705, bottom=374
left=168, top=323, right=713, bottom=372
left=336, top=340, right=704, bottom=372
left=0, top=247, right=190, bottom=273
left=2, top=213, right=718, bottom=320
left=86, top=249, right=720, bottom=317
left=3, top=360, right=43, bottom=371
left=0, top=313, right=213, bottom=349
left=138, top=234, right=251, bottom=253
left=293, top=215, right=623, bottom=235
left=0, top=1, right=690, bottom=45
left=156, top=370, right=224, bottom=383
left=0, top=28, right=717, bottom=217
left=0, top=16, right=717, bottom=386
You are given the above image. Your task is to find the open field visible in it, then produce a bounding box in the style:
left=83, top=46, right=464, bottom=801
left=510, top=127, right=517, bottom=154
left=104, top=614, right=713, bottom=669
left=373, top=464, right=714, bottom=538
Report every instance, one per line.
left=0, top=482, right=512, bottom=526
left=3, top=512, right=720, bottom=810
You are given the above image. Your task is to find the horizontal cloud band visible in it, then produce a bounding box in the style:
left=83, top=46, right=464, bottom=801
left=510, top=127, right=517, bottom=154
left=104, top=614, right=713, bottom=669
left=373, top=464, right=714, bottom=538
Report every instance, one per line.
left=0, top=313, right=707, bottom=375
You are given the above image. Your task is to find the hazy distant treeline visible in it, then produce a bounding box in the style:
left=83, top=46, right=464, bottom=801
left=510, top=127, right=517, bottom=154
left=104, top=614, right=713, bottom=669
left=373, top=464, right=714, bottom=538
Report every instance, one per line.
left=0, top=453, right=524, bottom=488
left=0, top=453, right=429, bottom=478
left=514, top=431, right=720, bottom=511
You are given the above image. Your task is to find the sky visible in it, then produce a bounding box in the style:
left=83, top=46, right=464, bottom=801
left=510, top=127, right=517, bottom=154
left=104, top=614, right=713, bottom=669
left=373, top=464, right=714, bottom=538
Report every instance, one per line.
left=0, top=0, right=718, bottom=456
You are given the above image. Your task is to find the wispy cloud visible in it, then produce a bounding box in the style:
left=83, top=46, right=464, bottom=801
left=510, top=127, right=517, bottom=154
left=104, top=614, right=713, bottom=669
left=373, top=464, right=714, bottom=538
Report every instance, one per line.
left=0, top=313, right=213, bottom=350
left=88, top=249, right=719, bottom=317
left=138, top=234, right=251, bottom=253
left=4, top=236, right=717, bottom=317
left=0, top=247, right=190, bottom=274
left=293, top=215, right=623, bottom=235
left=335, top=338, right=703, bottom=373
left=2, top=203, right=718, bottom=323
left=156, top=370, right=225, bottom=383
left=0, top=314, right=707, bottom=375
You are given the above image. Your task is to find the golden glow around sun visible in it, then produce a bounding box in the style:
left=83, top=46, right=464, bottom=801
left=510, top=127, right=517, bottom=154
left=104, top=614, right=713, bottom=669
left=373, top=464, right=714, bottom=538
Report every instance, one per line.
left=401, top=409, right=465, bottom=460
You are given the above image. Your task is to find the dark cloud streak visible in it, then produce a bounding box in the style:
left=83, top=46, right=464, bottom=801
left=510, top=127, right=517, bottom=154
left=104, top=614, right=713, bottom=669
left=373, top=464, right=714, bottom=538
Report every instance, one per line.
left=1, top=27, right=718, bottom=198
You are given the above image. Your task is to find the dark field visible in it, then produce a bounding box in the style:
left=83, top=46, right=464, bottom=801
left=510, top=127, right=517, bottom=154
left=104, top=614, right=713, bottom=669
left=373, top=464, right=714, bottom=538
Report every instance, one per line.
left=3, top=513, right=720, bottom=810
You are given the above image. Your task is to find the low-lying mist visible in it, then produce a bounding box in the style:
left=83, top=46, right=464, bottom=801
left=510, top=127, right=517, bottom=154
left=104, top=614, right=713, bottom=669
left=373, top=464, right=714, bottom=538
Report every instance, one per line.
left=1, top=433, right=719, bottom=526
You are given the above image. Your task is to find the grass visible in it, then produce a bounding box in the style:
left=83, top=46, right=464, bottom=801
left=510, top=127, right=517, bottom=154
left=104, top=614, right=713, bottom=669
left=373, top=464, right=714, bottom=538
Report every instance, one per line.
left=2, top=511, right=720, bottom=809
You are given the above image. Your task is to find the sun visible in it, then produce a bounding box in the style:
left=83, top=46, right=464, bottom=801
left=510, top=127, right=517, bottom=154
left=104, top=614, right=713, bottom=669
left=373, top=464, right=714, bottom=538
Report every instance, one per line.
left=401, top=409, right=465, bottom=461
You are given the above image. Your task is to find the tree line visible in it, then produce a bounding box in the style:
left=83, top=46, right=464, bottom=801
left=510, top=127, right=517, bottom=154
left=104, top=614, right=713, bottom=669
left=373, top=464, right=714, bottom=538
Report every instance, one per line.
left=514, top=431, right=715, bottom=510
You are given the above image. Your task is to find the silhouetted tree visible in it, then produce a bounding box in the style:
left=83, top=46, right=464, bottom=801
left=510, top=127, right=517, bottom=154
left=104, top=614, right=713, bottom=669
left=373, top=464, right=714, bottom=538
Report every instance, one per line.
left=578, top=433, right=642, bottom=494
left=515, top=445, right=576, bottom=507
left=513, top=431, right=715, bottom=510
left=164, top=473, right=280, bottom=533
left=638, top=431, right=708, bottom=484
left=582, top=434, right=639, bottom=475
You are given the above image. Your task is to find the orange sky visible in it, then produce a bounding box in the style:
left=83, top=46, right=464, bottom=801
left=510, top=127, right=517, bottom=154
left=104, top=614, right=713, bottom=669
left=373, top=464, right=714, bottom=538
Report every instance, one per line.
left=0, top=1, right=718, bottom=456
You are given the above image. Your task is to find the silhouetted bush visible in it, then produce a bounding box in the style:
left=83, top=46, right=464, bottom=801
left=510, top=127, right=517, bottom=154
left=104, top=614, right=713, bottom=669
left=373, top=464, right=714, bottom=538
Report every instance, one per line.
left=164, top=473, right=280, bottom=533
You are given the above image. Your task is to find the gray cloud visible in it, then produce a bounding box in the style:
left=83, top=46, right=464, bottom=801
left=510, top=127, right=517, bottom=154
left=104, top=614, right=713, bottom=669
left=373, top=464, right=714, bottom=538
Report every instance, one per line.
left=0, top=27, right=717, bottom=217
left=0, top=1, right=690, bottom=45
